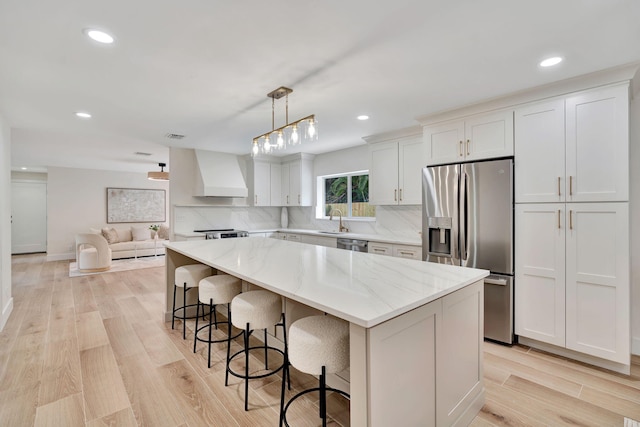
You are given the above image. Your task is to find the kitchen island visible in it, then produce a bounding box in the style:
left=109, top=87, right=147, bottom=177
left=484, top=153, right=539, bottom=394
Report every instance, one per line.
left=164, top=237, right=488, bottom=426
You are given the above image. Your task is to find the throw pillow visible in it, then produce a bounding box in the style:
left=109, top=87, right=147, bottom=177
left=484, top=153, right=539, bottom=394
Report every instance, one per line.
left=132, top=226, right=150, bottom=241
left=157, top=225, right=169, bottom=240
left=89, top=227, right=101, bottom=235
left=117, top=228, right=133, bottom=242
left=101, top=227, right=119, bottom=244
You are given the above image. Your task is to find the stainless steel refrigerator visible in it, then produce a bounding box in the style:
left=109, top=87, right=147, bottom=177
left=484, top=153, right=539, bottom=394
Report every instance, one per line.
left=422, top=157, right=514, bottom=344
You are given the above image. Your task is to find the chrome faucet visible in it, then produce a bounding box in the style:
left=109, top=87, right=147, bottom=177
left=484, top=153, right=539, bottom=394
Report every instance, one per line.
left=329, top=209, right=349, bottom=232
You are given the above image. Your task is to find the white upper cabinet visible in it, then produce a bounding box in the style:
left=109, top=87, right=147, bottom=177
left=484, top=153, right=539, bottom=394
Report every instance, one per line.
left=424, top=109, right=514, bottom=166
left=281, top=154, right=314, bottom=207
left=369, top=131, right=425, bottom=206
left=250, top=159, right=272, bottom=206
left=270, top=163, right=282, bottom=206
left=514, top=98, right=566, bottom=203
left=565, top=84, right=629, bottom=202
left=515, top=84, right=629, bottom=203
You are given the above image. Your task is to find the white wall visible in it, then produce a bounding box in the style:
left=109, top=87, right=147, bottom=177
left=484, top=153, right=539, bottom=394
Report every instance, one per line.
left=630, top=93, right=640, bottom=354
left=0, top=114, right=13, bottom=331
left=46, top=166, right=169, bottom=260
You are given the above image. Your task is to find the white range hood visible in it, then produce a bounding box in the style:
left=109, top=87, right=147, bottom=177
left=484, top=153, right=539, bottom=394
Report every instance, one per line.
left=194, top=149, right=248, bottom=198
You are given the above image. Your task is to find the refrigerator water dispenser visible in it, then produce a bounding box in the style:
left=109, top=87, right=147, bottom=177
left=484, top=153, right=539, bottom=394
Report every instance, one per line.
left=427, top=217, right=452, bottom=257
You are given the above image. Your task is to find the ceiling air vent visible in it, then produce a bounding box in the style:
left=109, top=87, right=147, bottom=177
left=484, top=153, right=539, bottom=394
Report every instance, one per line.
left=165, top=133, right=185, bottom=140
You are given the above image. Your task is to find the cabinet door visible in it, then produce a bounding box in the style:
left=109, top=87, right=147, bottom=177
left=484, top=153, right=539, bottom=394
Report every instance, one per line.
left=515, top=203, right=565, bottom=346
left=270, top=163, right=282, bottom=206
left=281, top=163, right=291, bottom=205
left=423, top=120, right=465, bottom=166
left=288, top=160, right=302, bottom=206
left=369, top=142, right=399, bottom=205
left=565, top=84, right=629, bottom=202
left=398, top=138, right=426, bottom=205
left=368, top=241, right=392, bottom=256
left=253, top=161, right=271, bottom=206
left=464, top=109, right=514, bottom=162
left=514, top=99, right=565, bottom=203
left=565, top=203, right=629, bottom=365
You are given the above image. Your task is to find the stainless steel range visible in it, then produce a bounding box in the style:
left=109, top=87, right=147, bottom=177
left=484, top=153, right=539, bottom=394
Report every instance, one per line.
left=194, top=229, right=249, bottom=239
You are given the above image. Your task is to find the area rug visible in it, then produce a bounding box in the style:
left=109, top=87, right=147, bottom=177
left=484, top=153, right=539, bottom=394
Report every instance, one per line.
left=69, top=255, right=165, bottom=277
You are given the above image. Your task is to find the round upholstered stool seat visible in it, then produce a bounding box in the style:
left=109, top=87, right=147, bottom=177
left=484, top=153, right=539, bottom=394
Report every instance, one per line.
left=227, top=290, right=289, bottom=411
left=172, top=264, right=212, bottom=339
left=280, top=315, right=350, bottom=427
left=193, top=274, right=243, bottom=368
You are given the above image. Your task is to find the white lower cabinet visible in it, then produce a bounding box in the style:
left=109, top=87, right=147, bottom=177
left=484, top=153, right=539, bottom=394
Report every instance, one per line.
left=368, top=241, right=421, bottom=260
left=300, top=235, right=337, bottom=248
left=515, top=202, right=629, bottom=367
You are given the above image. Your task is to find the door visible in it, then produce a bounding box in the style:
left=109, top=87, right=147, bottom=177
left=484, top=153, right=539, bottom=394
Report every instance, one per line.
left=565, top=84, right=629, bottom=202
left=460, top=158, right=513, bottom=273
left=464, top=109, right=514, bottom=162
left=369, top=141, right=399, bottom=205
left=514, top=98, right=565, bottom=203
left=514, top=203, right=566, bottom=346
left=422, top=164, right=460, bottom=265
left=253, top=161, right=270, bottom=206
left=11, top=181, right=47, bottom=254
left=270, top=163, right=282, bottom=206
left=565, top=202, right=629, bottom=365
left=398, top=137, right=425, bottom=205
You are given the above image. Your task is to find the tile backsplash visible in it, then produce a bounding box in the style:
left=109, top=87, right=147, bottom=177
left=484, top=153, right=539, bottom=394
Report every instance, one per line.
left=174, top=204, right=421, bottom=240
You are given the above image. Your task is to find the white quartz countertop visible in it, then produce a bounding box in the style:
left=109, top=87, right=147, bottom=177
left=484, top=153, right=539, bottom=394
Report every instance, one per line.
left=165, top=238, right=488, bottom=328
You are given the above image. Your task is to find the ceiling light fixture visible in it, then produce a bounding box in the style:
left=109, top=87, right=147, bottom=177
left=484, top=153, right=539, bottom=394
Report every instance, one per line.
left=357, top=115, right=369, bottom=121
left=148, top=162, right=169, bottom=181
left=84, top=28, right=114, bottom=44
left=75, top=111, right=92, bottom=119
left=251, top=86, right=317, bottom=157
left=539, top=56, right=563, bottom=67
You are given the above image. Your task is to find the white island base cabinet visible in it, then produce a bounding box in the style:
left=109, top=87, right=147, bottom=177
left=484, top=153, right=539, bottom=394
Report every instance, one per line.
left=351, top=280, right=484, bottom=427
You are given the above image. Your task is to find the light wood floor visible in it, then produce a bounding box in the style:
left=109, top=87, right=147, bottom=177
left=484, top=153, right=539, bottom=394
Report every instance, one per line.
left=1, top=254, right=639, bottom=426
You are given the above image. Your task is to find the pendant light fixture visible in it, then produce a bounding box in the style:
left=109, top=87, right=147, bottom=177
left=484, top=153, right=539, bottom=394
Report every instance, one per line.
left=251, top=86, right=317, bottom=157
left=148, top=162, right=169, bottom=181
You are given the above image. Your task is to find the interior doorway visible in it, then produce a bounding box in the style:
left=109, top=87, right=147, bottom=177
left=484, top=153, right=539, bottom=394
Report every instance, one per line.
left=11, top=181, right=47, bottom=254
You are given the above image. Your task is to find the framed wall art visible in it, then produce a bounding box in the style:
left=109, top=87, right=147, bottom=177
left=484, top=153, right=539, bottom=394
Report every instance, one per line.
left=106, top=187, right=166, bottom=223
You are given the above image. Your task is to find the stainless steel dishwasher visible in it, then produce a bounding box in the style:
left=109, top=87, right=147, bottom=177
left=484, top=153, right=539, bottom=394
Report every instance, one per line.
left=336, top=238, right=368, bottom=252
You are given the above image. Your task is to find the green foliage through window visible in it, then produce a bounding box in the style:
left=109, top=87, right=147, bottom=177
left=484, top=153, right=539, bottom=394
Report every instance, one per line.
left=323, top=173, right=375, bottom=218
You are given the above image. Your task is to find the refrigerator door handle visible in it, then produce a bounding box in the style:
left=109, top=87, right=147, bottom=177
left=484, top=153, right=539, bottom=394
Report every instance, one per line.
left=460, top=170, right=468, bottom=261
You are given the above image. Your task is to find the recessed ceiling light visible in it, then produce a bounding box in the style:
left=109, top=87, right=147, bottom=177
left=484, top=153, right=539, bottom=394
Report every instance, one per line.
left=75, top=112, right=92, bottom=119
left=21, top=167, right=27, bottom=170
left=539, top=56, right=563, bottom=67
left=357, top=115, right=369, bottom=121
left=83, top=28, right=114, bottom=44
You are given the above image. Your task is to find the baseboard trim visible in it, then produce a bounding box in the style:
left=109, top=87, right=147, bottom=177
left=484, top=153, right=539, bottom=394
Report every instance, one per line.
left=1, top=297, right=14, bottom=332
left=46, top=252, right=75, bottom=262
left=632, top=336, right=640, bottom=356
left=519, top=336, right=630, bottom=375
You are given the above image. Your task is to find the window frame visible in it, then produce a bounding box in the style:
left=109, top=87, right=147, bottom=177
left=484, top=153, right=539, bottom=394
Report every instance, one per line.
left=316, top=170, right=376, bottom=220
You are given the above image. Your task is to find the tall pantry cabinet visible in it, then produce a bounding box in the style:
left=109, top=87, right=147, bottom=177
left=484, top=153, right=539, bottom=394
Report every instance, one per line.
left=514, top=83, right=630, bottom=370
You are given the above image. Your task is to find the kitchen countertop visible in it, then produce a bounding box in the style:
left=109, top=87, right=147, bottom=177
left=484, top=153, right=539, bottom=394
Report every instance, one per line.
left=250, top=228, right=423, bottom=246
left=164, top=237, right=487, bottom=328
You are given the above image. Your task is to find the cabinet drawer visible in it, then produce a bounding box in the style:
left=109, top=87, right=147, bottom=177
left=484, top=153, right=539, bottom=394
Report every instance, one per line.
left=368, top=243, right=392, bottom=256
left=393, top=245, right=421, bottom=260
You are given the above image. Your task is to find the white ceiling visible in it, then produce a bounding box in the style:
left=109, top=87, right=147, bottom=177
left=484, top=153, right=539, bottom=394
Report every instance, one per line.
left=2, top=0, right=640, bottom=174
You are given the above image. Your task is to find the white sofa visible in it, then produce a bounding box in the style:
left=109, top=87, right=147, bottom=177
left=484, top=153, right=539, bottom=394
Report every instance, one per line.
left=83, top=225, right=169, bottom=260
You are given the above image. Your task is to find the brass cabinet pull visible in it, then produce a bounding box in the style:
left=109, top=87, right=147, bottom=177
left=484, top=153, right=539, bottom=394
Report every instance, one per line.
left=466, top=139, right=470, bottom=156
left=394, top=189, right=397, bottom=201
left=255, top=195, right=258, bottom=204
left=399, top=251, right=413, bottom=256
left=374, top=248, right=385, bottom=252
left=399, top=188, right=403, bottom=201
left=558, top=210, right=561, bottom=229
left=569, top=176, right=573, bottom=196
left=298, top=194, right=300, bottom=204
left=569, top=210, right=573, bottom=230
left=286, top=195, right=289, bottom=204
left=558, top=177, right=561, bottom=197
left=459, top=140, right=463, bottom=157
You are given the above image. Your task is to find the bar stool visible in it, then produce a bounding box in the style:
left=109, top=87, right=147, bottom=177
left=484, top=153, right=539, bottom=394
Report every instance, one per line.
left=227, top=290, right=290, bottom=411
left=193, top=274, right=243, bottom=368
left=172, top=264, right=212, bottom=339
left=280, top=315, right=350, bottom=427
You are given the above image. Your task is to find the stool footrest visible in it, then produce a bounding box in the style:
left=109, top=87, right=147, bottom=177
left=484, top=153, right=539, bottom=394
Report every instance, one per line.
left=227, top=346, right=287, bottom=380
